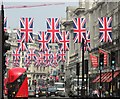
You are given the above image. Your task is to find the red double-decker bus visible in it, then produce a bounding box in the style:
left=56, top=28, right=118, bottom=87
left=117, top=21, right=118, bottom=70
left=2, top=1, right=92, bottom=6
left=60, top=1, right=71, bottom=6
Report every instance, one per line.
left=7, top=67, right=28, bottom=99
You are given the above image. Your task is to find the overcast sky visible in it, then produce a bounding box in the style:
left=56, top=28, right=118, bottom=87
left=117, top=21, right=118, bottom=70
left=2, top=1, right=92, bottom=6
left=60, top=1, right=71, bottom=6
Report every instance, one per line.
left=1, top=1, right=79, bottom=33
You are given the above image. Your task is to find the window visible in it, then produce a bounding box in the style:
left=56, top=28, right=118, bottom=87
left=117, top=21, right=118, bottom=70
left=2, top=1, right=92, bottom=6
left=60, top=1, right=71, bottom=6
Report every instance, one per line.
left=43, top=67, right=45, bottom=71
left=113, top=12, right=118, bottom=27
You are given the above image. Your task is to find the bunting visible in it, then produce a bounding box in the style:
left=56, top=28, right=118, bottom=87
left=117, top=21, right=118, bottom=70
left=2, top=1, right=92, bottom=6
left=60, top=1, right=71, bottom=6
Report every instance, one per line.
left=20, top=17, right=34, bottom=43
left=98, top=17, right=112, bottom=42
left=46, top=18, right=60, bottom=43
left=73, top=17, right=86, bottom=43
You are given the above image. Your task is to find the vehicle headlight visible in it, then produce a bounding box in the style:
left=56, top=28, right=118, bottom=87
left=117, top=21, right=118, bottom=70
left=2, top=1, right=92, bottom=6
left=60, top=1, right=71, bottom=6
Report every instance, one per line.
left=55, top=91, right=58, bottom=94
left=13, top=92, right=15, bottom=94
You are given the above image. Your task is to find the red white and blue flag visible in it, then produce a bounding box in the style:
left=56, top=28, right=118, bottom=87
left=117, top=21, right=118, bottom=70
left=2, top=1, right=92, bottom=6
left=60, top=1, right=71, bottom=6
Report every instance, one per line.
left=12, top=48, right=20, bottom=67
left=51, top=52, right=58, bottom=67
left=4, top=17, right=7, bottom=32
left=24, top=54, right=31, bottom=67
left=58, top=50, right=66, bottom=62
left=34, top=52, right=45, bottom=66
left=17, top=30, right=28, bottom=52
left=44, top=50, right=52, bottom=67
left=27, top=48, right=36, bottom=61
left=20, top=17, right=34, bottom=43
left=98, top=17, right=112, bottom=42
left=46, top=18, right=60, bottom=43
left=73, top=18, right=86, bottom=43
left=38, top=31, right=50, bottom=51
left=84, top=30, right=91, bottom=51
left=13, top=60, right=20, bottom=67
left=34, top=55, right=41, bottom=67
left=59, top=31, right=70, bottom=51
left=44, top=50, right=52, bottom=62
left=12, top=48, right=20, bottom=61
left=24, top=57, right=31, bottom=67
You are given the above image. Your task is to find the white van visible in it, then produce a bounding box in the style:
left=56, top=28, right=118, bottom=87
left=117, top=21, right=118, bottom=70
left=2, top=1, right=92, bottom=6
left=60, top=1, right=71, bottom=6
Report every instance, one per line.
left=54, top=82, right=65, bottom=96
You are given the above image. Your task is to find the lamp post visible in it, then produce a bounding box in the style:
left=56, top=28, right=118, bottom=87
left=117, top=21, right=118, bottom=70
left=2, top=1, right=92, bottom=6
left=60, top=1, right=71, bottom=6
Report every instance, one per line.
left=76, top=62, right=80, bottom=98
left=81, top=38, right=85, bottom=97
left=111, top=51, right=116, bottom=97
left=112, top=68, right=114, bottom=96
left=99, top=53, right=104, bottom=98
left=88, top=71, right=91, bottom=96
left=99, top=66, right=102, bottom=98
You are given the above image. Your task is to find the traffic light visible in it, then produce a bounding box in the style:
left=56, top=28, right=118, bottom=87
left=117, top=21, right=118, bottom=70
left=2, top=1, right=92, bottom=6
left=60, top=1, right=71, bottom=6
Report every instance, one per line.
left=76, top=62, right=80, bottom=76
left=111, top=51, right=116, bottom=70
left=3, top=32, right=11, bottom=72
left=99, top=53, right=104, bottom=70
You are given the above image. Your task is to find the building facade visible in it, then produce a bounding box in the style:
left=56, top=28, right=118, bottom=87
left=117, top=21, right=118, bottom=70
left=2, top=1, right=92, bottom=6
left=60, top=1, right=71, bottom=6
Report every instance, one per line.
left=64, top=0, right=120, bottom=96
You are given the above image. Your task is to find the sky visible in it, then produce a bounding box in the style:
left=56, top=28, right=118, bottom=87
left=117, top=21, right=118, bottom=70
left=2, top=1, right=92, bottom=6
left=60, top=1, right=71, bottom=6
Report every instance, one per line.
left=1, top=0, right=79, bottom=33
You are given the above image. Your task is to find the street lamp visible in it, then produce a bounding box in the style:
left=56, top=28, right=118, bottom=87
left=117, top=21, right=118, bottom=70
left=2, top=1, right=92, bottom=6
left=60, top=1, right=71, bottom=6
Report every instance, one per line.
left=76, top=62, right=80, bottom=98
left=88, top=71, right=91, bottom=95
left=81, top=38, right=85, bottom=97
left=111, top=51, right=116, bottom=97
left=99, top=53, right=104, bottom=98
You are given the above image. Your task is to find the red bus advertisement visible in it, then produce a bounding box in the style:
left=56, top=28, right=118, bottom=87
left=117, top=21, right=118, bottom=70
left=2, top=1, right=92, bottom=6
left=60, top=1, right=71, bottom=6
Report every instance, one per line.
left=7, top=67, right=28, bottom=98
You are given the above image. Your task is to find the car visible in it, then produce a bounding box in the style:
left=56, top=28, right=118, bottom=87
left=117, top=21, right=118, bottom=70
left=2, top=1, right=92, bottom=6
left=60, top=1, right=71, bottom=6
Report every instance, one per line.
left=28, top=89, right=35, bottom=97
left=39, top=87, right=47, bottom=97
left=54, top=82, right=66, bottom=97
left=46, top=86, right=58, bottom=97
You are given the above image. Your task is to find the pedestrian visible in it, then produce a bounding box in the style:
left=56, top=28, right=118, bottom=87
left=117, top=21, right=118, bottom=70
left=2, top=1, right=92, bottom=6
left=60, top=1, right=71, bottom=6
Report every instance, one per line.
left=105, top=91, right=109, bottom=97
left=92, top=89, right=99, bottom=97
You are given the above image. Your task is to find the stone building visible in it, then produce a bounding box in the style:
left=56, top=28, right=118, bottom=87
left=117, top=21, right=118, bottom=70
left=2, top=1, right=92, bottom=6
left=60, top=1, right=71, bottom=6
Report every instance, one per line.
left=64, top=0, right=120, bottom=96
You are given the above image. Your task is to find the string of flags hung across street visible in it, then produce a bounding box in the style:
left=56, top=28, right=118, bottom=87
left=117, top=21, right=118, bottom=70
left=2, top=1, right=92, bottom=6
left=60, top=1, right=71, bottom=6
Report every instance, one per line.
left=4, top=17, right=112, bottom=67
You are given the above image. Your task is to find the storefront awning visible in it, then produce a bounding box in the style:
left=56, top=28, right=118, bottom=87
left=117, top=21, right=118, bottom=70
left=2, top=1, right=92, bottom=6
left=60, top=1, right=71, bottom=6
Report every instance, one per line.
left=106, top=71, right=120, bottom=82
left=92, top=74, right=103, bottom=83
left=92, top=71, right=120, bottom=83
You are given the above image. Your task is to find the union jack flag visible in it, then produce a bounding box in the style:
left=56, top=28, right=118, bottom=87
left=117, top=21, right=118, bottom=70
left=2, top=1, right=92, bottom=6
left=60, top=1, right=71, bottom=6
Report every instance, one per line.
left=20, top=17, right=34, bottom=43
left=45, top=60, right=52, bottom=67
left=27, top=48, right=36, bottom=61
left=24, top=54, right=31, bottom=67
left=13, top=60, right=20, bottom=67
left=34, top=55, right=41, bottom=66
left=59, top=31, right=70, bottom=51
left=4, top=17, right=7, bottom=32
left=34, top=52, right=45, bottom=66
left=12, top=48, right=20, bottom=61
left=84, top=30, right=91, bottom=51
left=51, top=52, right=58, bottom=66
left=98, top=17, right=112, bottom=42
left=58, top=50, right=66, bottom=62
left=24, top=58, right=31, bottom=67
left=17, top=31, right=28, bottom=52
left=44, top=50, right=52, bottom=62
left=38, top=31, right=50, bottom=51
left=46, top=18, right=60, bottom=43
left=73, top=18, right=86, bottom=43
